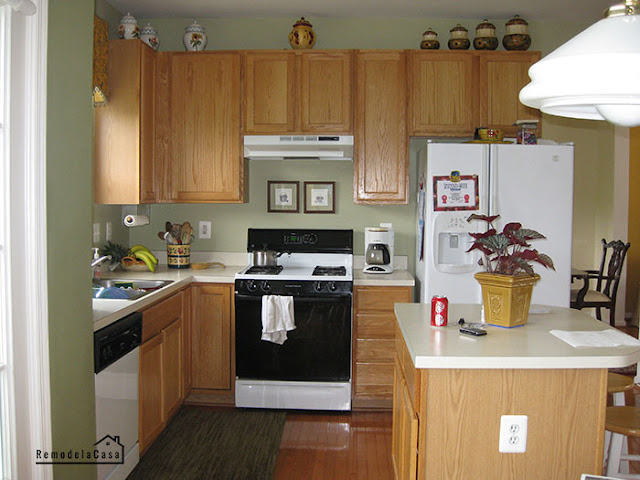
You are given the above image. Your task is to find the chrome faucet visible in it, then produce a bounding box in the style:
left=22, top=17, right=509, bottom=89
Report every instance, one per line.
left=92, top=248, right=112, bottom=280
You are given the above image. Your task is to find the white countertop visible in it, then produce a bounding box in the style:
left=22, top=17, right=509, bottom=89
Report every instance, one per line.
left=93, top=265, right=415, bottom=331
left=394, top=303, right=640, bottom=369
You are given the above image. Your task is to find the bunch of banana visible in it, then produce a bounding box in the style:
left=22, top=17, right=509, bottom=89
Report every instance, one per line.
left=121, top=245, right=158, bottom=272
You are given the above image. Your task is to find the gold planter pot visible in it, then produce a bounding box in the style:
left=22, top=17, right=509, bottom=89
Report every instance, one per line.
left=474, top=272, right=540, bottom=328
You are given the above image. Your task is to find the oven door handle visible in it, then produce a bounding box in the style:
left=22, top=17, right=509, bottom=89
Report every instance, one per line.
left=235, top=293, right=351, bottom=302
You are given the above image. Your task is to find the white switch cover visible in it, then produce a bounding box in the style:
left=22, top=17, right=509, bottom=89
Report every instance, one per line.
left=499, top=415, right=528, bottom=453
left=93, top=223, right=101, bottom=243
left=105, top=222, right=112, bottom=242
left=199, top=221, right=212, bottom=239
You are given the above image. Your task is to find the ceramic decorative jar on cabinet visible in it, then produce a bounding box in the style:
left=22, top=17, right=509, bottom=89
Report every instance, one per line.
left=288, top=17, right=316, bottom=49
left=448, top=24, right=470, bottom=50
left=140, top=23, right=159, bottom=50
left=420, top=28, right=440, bottom=49
left=118, top=12, right=139, bottom=39
left=183, top=20, right=207, bottom=51
left=473, top=19, right=498, bottom=50
left=503, top=15, right=531, bottom=50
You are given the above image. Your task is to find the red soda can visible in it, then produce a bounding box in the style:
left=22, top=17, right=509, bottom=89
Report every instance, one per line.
left=431, top=295, right=448, bottom=327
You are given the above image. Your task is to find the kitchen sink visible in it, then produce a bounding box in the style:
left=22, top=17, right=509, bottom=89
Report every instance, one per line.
left=92, top=279, right=173, bottom=300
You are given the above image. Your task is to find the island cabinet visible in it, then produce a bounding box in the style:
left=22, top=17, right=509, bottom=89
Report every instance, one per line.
left=188, top=283, right=235, bottom=405
left=155, top=51, right=245, bottom=203
left=352, top=286, right=413, bottom=409
left=392, top=303, right=638, bottom=480
left=139, top=290, right=187, bottom=453
left=408, top=51, right=476, bottom=136
left=354, top=50, right=409, bottom=204
left=243, top=50, right=353, bottom=134
left=94, top=39, right=157, bottom=204
left=477, top=51, right=541, bottom=137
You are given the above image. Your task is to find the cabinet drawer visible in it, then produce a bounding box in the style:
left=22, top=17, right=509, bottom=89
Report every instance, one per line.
left=355, top=362, right=394, bottom=386
left=143, top=292, right=183, bottom=341
left=355, top=338, right=395, bottom=362
left=354, top=383, right=393, bottom=399
left=355, top=313, right=396, bottom=339
left=355, top=286, right=412, bottom=313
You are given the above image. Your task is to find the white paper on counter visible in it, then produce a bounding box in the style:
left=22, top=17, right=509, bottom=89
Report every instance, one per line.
left=550, top=329, right=640, bottom=348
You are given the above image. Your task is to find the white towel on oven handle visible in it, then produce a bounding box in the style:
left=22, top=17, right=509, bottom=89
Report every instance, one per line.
left=261, top=295, right=296, bottom=345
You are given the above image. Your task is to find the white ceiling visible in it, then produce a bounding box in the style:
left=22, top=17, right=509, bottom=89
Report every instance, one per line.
left=106, top=0, right=612, bottom=23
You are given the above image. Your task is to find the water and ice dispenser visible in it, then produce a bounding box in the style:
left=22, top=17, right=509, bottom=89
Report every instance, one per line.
left=432, top=213, right=476, bottom=273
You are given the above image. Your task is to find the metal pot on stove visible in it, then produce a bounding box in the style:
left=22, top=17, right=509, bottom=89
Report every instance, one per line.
left=365, top=243, right=391, bottom=265
left=252, top=250, right=284, bottom=266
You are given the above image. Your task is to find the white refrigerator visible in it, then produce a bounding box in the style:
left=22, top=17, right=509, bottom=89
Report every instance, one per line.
left=416, top=142, right=574, bottom=308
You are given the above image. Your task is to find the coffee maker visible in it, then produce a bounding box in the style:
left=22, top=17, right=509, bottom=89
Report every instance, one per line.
left=364, top=224, right=394, bottom=274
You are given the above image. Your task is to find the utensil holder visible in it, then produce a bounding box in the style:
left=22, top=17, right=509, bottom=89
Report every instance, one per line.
left=167, top=244, right=191, bottom=269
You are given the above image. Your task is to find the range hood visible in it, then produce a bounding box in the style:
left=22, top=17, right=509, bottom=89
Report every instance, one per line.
left=243, top=135, right=354, bottom=160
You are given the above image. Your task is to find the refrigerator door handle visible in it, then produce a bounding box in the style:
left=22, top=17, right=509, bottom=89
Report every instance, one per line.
left=488, top=146, right=498, bottom=216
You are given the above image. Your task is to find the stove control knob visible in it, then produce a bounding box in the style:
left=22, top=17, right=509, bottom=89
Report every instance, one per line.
left=303, top=233, right=318, bottom=245
left=313, top=281, right=324, bottom=292
left=260, top=281, right=272, bottom=293
left=246, top=280, right=258, bottom=292
left=328, top=282, right=338, bottom=292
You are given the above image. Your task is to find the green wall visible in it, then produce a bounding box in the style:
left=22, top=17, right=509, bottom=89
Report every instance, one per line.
left=48, top=0, right=96, bottom=478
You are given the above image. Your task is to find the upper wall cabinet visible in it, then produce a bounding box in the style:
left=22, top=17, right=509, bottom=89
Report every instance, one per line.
left=156, top=51, right=245, bottom=203
left=408, top=50, right=541, bottom=138
left=408, top=51, right=476, bottom=136
left=477, top=51, right=541, bottom=137
left=94, top=40, right=157, bottom=204
left=354, top=50, right=408, bottom=204
left=243, top=50, right=353, bottom=134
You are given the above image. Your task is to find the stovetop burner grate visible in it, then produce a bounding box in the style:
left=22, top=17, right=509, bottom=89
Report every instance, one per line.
left=245, top=265, right=284, bottom=275
left=312, top=266, right=347, bottom=277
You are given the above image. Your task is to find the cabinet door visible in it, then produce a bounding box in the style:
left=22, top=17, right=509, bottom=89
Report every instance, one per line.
left=167, top=52, right=243, bottom=202
left=478, top=51, right=541, bottom=136
left=95, top=40, right=157, bottom=204
left=244, top=51, right=297, bottom=133
left=300, top=51, right=353, bottom=133
left=391, top=362, right=419, bottom=480
left=191, top=284, right=233, bottom=391
left=162, top=318, right=183, bottom=420
left=409, top=51, right=476, bottom=136
left=139, top=334, right=163, bottom=453
left=354, top=51, right=408, bottom=204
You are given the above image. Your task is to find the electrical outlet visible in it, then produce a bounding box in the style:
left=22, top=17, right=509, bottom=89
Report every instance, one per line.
left=199, top=221, right=212, bottom=239
left=499, top=415, right=528, bottom=453
left=93, top=223, right=101, bottom=243
left=105, top=222, right=112, bottom=242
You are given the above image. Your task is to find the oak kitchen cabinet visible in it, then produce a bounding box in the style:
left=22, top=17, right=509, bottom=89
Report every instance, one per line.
left=243, top=50, right=353, bottom=134
left=477, top=51, right=541, bottom=137
left=353, top=285, right=413, bottom=409
left=409, top=50, right=541, bottom=137
left=189, top=284, right=235, bottom=405
left=139, top=290, right=187, bottom=453
left=156, top=51, right=245, bottom=203
left=94, top=39, right=157, bottom=204
left=354, top=50, right=409, bottom=204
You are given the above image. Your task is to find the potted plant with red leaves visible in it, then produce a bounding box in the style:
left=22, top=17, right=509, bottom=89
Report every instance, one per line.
left=467, top=214, right=555, bottom=327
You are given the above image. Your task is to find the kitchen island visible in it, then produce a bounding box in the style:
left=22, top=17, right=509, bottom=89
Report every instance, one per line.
left=392, top=303, right=640, bottom=480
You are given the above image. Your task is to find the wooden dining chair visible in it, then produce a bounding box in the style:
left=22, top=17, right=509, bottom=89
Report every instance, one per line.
left=570, top=239, right=631, bottom=326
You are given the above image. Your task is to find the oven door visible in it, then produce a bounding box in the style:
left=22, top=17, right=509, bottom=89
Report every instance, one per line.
left=235, top=293, right=352, bottom=382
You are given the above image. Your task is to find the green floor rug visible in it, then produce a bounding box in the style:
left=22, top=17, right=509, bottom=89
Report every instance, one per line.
left=128, top=406, right=287, bottom=480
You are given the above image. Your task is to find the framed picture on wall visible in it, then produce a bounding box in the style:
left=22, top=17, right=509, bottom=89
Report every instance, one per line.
left=304, top=182, right=335, bottom=214
left=267, top=181, right=299, bottom=213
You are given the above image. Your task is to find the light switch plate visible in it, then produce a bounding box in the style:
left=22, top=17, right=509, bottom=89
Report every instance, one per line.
left=93, top=223, right=101, bottom=243
left=199, top=221, right=211, bottom=239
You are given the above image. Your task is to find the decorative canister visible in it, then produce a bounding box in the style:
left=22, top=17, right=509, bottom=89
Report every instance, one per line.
left=420, top=28, right=440, bottom=49
left=288, top=17, right=316, bottom=49
left=167, top=244, right=191, bottom=269
left=473, top=19, right=498, bottom=50
left=140, top=23, right=159, bottom=51
left=118, top=12, right=139, bottom=40
left=448, top=24, right=470, bottom=50
left=183, top=20, right=207, bottom=51
left=503, top=15, right=531, bottom=50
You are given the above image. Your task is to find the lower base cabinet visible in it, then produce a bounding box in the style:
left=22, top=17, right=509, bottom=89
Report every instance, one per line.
left=392, top=357, right=418, bottom=480
left=139, top=291, right=185, bottom=453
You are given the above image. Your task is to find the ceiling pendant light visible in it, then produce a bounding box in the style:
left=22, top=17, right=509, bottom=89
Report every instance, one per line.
left=519, top=0, right=640, bottom=127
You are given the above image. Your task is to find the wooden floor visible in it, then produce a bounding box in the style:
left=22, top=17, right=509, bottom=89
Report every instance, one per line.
left=273, top=411, right=394, bottom=479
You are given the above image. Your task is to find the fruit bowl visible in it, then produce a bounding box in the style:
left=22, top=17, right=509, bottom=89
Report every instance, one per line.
left=121, top=256, right=151, bottom=271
